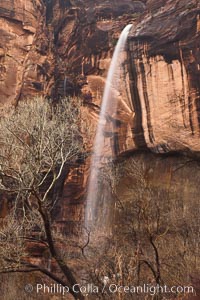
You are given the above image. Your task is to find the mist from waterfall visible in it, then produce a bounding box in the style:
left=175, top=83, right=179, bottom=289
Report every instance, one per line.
left=85, top=24, right=133, bottom=231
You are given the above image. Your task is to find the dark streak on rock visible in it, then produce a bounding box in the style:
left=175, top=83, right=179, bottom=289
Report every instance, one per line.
left=139, top=59, right=155, bottom=144
left=127, top=46, right=147, bottom=149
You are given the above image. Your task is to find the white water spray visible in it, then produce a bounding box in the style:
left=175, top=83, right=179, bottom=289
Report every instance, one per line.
left=85, top=24, right=133, bottom=230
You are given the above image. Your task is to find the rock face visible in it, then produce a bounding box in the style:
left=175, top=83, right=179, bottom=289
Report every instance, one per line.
left=0, top=0, right=53, bottom=105
left=128, top=0, right=200, bottom=155
left=0, top=0, right=199, bottom=210
left=1, top=0, right=200, bottom=156
left=0, top=0, right=200, bottom=227
left=0, top=0, right=145, bottom=102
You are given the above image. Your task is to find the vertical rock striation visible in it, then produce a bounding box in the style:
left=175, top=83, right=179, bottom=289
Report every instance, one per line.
left=128, top=0, right=200, bottom=154
left=0, top=0, right=56, bottom=106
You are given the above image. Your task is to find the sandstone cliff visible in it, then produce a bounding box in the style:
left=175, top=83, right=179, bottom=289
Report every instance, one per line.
left=1, top=0, right=200, bottom=234
left=1, top=0, right=200, bottom=157
left=128, top=0, right=200, bottom=155
left=0, top=0, right=55, bottom=105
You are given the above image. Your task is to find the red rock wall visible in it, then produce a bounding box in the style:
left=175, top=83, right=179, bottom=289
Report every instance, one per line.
left=1, top=0, right=200, bottom=232
left=128, top=0, right=200, bottom=155
left=1, top=0, right=200, bottom=157
left=0, top=0, right=56, bottom=106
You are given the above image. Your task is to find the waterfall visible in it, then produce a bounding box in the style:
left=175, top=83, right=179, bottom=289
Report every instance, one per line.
left=85, top=24, right=133, bottom=231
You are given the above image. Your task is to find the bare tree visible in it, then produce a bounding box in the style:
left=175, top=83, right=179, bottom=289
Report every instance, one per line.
left=84, top=157, right=199, bottom=300
left=0, top=97, right=85, bottom=300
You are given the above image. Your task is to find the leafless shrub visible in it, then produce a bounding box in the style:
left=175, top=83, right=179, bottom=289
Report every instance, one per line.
left=0, top=97, right=85, bottom=300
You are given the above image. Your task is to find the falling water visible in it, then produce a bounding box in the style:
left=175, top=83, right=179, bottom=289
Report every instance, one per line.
left=85, top=24, right=133, bottom=231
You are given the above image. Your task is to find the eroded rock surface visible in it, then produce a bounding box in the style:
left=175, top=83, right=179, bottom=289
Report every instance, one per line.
left=1, top=0, right=200, bottom=227
left=128, top=0, right=200, bottom=154
left=1, top=0, right=200, bottom=156
left=0, top=0, right=55, bottom=105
